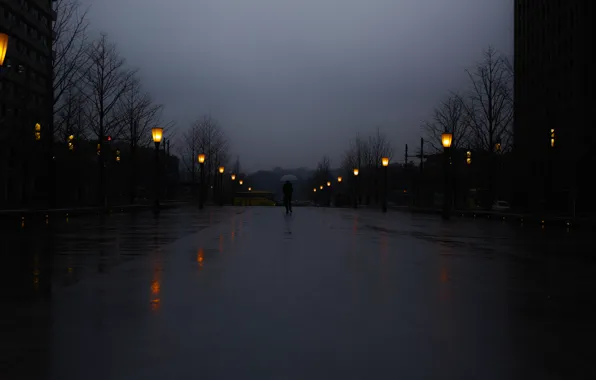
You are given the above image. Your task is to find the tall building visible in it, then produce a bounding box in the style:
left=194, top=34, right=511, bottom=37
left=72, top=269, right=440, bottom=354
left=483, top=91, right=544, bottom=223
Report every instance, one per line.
left=514, top=0, right=596, bottom=215
left=0, top=0, right=56, bottom=207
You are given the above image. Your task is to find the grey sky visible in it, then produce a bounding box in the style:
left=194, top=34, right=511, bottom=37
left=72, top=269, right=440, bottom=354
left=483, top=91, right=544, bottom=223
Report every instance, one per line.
left=79, top=0, right=513, bottom=172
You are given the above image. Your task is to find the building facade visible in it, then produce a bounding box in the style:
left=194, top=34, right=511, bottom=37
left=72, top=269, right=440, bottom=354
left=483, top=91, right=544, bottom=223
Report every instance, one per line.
left=0, top=0, right=56, bottom=207
left=514, top=0, right=596, bottom=215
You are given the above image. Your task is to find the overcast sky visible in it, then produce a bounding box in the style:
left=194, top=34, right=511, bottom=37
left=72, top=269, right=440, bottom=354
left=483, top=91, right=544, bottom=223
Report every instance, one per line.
left=79, top=0, right=513, bottom=172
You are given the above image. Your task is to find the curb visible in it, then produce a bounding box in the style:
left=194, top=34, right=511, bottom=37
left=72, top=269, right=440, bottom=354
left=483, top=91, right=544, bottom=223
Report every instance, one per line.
left=389, top=206, right=585, bottom=229
left=0, top=201, right=190, bottom=222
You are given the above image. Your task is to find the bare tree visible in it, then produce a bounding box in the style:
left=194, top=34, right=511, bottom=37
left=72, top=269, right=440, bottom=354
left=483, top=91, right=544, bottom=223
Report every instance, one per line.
left=316, top=155, right=331, bottom=175
left=463, top=46, right=513, bottom=153
left=179, top=122, right=201, bottom=183
left=423, top=93, right=469, bottom=152
left=462, top=46, right=514, bottom=203
left=55, top=85, right=88, bottom=143
left=310, top=156, right=332, bottom=203
left=367, top=127, right=393, bottom=167
left=366, top=127, right=393, bottom=203
left=52, top=0, right=90, bottom=126
left=118, top=77, right=162, bottom=147
left=116, top=76, right=163, bottom=203
left=81, top=33, right=135, bottom=205
left=178, top=115, right=230, bottom=200
left=196, top=115, right=229, bottom=182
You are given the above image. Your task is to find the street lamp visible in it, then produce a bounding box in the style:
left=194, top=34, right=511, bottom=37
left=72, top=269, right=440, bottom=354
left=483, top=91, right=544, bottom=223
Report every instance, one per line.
left=382, top=157, right=389, bottom=212
left=353, top=168, right=359, bottom=208
left=441, top=132, right=453, bottom=220
left=218, top=166, right=225, bottom=206
left=336, top=176, right=343, bottom=207
left=230, top=173, right=236, bottom=205
left=0, top=33, right=8, bottom=67
left=239, top=179, right=243, bottom=185
left=442, top=133, right=453, bottom=150
left=152, top=127, right=164, bottom=211
left=313, top=188, right=317, bottom=192
left=198, top=153, right=206, bottom=209
left=68, top=135, right=74, bottom=151
left=327, top=181, right=331, bottom=187
left=248, top=187, right=252, bottom=192
left=320, top=185, right=323, bottom=190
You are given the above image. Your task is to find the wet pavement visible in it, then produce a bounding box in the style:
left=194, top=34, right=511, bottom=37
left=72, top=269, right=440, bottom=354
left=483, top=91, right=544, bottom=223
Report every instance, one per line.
left=1, top=207, right=595, bottom=379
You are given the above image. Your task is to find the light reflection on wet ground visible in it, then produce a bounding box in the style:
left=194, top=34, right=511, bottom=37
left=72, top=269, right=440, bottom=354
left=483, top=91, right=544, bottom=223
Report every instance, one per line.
left=1, top=207, right=595, bottom=379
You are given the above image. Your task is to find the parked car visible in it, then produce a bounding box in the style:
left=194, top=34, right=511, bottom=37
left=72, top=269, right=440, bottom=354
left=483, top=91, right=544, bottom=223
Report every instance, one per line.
left=491, top=200, right=510, bottom=211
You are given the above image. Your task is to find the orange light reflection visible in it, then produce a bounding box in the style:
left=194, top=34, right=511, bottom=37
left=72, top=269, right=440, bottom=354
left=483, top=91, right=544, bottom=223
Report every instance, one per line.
left=197, top=248, right=204, bottom=269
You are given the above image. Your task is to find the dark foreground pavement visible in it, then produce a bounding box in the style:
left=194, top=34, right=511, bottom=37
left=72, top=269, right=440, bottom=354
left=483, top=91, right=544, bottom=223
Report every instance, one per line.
left=2, top=207, right=595, bottom=379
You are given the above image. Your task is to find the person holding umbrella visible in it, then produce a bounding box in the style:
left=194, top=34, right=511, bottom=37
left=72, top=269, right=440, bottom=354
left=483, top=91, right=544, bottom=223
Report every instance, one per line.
left=280, top=174, right=297, bottom=215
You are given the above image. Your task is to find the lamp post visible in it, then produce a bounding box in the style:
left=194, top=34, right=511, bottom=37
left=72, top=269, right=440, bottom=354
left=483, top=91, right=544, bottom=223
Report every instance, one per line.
left=231, top=173, right=236, bottom=205
left=382, top=157, right=389, bottom=212
left=441, top=132, right=453, bottom=220
left=152, top=127, right=163, bottom=211
left=198, top=153, right=205, bottom=209
left=336, top=176, right=342, bottom=207
left=353, top=168, right=359, bottom=209
left=218, top=166, right=225, bottom=206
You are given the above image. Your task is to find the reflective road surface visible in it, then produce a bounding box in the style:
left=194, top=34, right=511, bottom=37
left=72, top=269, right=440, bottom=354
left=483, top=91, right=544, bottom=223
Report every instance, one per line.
left=1, top=207, right=595, bottom=379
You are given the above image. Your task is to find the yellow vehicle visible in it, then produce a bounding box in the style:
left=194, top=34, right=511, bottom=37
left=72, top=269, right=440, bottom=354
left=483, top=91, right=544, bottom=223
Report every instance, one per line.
left=233, top=191, right=276, bottom=206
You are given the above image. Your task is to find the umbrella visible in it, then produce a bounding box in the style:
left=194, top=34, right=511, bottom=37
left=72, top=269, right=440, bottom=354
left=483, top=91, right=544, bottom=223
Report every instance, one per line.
left=280, top=174, right=298, bottom=182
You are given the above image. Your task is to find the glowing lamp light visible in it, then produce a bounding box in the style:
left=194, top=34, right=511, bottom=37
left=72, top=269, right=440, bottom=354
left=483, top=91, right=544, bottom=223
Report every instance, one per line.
left=550, top=129, right=555, bottom=148
left=34, top=123, right=41, bottom=141
left=218, top=166, right=225, bottom=174
left=441, top=132, right=453, bottom=148
left=353, top=168, right=359, bottom=176
left=382, top=157, right=389, bottom=167
left=337, top=176, right=342, bottom=183
left=466, top=150, right=472, bottom=165
left=231, top=173, right=236, bottom=181
left=320, top=185, right=323, bottom=190
left=313, top=188, right=317, bottom=192
left=198, top=153, right=205, bottom=164
left=239, top=180, right=244, bottom=185
left=327, top=181, right=331, bottom=187
left=248, top=187, right=252, bottom=191
left=151, top=127, right=163, bottom=143
left=0, top=33, right=8, bottom=66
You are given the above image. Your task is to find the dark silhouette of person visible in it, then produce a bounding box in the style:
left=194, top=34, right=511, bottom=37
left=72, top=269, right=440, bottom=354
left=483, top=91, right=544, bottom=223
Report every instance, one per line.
left=283, top=180, right=293, bottom=214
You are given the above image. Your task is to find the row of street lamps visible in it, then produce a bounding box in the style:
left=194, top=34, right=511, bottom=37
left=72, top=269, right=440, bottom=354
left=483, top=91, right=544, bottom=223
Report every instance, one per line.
left=313, top=156, right=392, bottom=211
left=309, top=132, right=453, bottom=217
left=196, top=153, right=251, bottom=209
